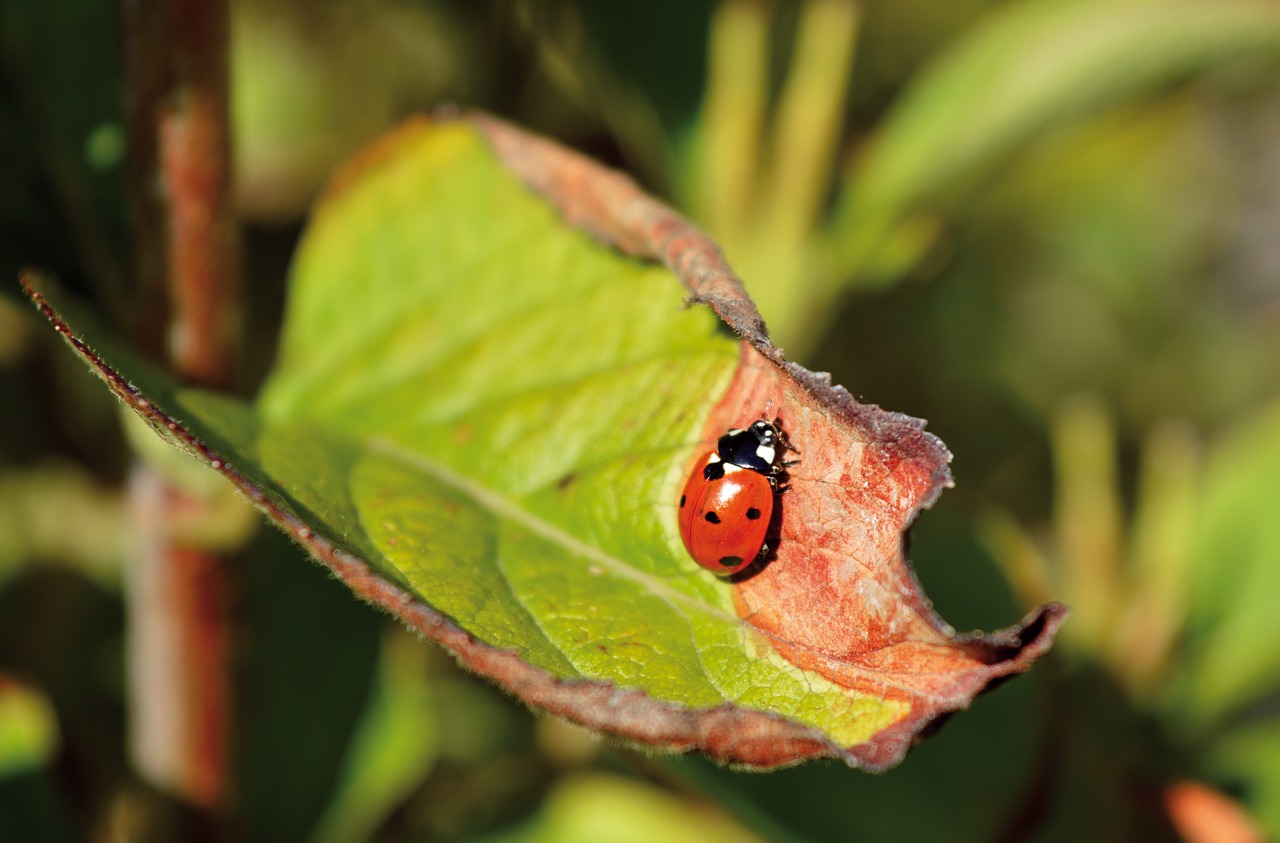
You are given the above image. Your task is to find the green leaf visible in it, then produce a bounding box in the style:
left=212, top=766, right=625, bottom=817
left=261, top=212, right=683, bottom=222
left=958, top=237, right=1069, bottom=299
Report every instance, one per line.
left=0, top=678, right=58, bottom=776
left=1206, top=717, right=1280, bottom=837
left=237, top=528, right=384, bottom=842
left=22, top=116, right=1061, bottom=770
left=1171, top=400, right=1280, bottom=725
left=475, top=773, right=767, bottom=843
left=310, top=631, right=438, bottom=843
left=829, top=0, right=1280, bottom=280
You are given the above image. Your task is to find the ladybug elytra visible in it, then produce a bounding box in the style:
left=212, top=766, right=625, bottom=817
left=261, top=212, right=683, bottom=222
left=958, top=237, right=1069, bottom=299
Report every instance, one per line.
left=678, top=418, right=791, bottom=576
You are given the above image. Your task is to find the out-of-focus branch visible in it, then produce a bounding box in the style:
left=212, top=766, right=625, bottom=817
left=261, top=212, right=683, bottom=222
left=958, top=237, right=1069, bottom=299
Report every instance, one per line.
left=119, top=0, right=241, bottom=824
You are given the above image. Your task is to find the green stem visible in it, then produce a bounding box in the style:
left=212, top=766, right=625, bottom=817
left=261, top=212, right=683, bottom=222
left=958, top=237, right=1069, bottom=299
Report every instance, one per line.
left=736, top=0, right=861, bottom=351
left=1051, top=395, right=1123, bottom=655
left=693, top=0, right=770, bottom=241
left=755, top=0, right=861, bottom=252
left=1116, top=420, right=1198, bottom=695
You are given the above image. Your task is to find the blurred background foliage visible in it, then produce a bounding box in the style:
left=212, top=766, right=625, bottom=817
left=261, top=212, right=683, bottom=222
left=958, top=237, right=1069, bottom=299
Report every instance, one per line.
left=2, top=0, right=1280, bottom=840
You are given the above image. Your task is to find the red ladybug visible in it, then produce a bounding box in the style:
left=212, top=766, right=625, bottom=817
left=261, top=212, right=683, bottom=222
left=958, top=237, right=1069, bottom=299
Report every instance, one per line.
left=678, top=419, right=791, bottom=576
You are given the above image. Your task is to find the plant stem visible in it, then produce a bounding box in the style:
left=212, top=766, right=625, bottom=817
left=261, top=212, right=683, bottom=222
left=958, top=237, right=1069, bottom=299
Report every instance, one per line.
left=119, top=0, right=241, bottom=820
left=1115, top=420, right=1198, bottom=695
left=693, top=0, right=770, bottom=241
left=755, top=0, right=860, bottom=252
left=1052, top=395, right=1123, bottom=656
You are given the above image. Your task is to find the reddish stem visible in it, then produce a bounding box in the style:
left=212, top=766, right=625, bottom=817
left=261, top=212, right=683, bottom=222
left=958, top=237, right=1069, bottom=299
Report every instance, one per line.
left=158, top=3, right=240, bottom=388
left=119, top=0, right=240, bottom=819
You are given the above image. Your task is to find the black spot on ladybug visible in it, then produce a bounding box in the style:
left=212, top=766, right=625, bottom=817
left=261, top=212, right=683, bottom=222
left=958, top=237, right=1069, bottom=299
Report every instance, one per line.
left=745, top=507, right=762, bottom=520
left=704, top=511, right=721, bottom=524
left=703, top=460, right=726, bottom=481
left=718, top=556, right=743, bottom=568
left=679, top=494, right=686, bottom=508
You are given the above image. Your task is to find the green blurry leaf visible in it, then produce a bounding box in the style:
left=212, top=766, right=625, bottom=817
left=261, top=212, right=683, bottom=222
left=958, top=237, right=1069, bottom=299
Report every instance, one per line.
left=1206, top=717, right=1280, bottom=837
left=231, top=0, right=461, bottom=220
left=310, top=630, right=438, bottom=843
left=829, top=0, right=1280, bottom=280
left=238, top=528, right=383, bottom=843
left=1173, top=401, right=1280, bottom=725
left=0, top=464, right=123, bottom=580
left=0, top=678, right=58, bottom=776
left=22, top=117, right=1059, bottom=771
left=477, top=773, right=765, bottom=843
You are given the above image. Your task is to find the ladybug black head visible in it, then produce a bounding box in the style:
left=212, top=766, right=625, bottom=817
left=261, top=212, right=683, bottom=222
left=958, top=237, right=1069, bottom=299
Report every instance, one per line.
left=717, top=419, right=786, bottom=475
left=748, top=419, right=780, bottom=447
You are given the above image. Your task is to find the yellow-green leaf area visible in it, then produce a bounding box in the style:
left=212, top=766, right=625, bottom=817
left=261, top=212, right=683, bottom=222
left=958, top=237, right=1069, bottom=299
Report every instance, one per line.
left=31, top=118, right=917, bottom=754
left=252, top=120, right=912, bottom=746
left=352, top=452, right=577, bottom=675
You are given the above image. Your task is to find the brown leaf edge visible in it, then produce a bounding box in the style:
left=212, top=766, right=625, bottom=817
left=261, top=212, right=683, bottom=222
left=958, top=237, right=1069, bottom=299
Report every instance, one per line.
left=21, top=112, right=1064, bottom=772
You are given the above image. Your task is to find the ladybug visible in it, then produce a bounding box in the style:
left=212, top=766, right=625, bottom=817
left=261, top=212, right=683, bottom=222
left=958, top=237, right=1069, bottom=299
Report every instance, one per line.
left=678, top=418, right=792, bottom=576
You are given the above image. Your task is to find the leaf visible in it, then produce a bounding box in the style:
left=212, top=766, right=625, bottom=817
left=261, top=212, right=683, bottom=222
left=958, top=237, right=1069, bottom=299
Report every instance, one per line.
left=21, top=114, right=1064, bottom=770
left=0, top=677, right=59, bottom=776
left=236, top=528, right=384, bottom=842
left=1206, top=718, right=1280, bottom=837
left=1171, top=400, right=1280, bottom=726
left=310, top=630, right=439, bottom=843
left=828, top=0, right=1280, bottom=279
left=473, top=773, right=767, bottom=843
